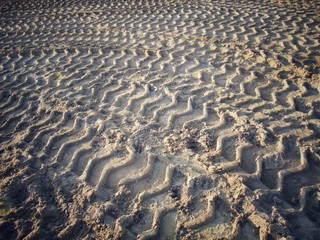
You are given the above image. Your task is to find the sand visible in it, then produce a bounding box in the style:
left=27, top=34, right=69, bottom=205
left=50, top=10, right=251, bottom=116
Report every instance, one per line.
left=0, top=0, right=320, bottom=239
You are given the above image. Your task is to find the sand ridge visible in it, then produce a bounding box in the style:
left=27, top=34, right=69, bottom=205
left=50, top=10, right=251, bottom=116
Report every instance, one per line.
left=0, top=0, right=320, bottom=239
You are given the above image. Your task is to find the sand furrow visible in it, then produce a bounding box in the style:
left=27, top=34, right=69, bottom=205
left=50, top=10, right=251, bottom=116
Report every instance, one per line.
left=137, top=204, right=176, bottom=240
left=136, top=164, right=176, bottom=206
left=1, top=0, right=320, bottom=239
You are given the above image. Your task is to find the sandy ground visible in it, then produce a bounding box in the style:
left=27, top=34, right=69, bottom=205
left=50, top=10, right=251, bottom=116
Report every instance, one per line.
left=0, top=0, right=320, bottom=239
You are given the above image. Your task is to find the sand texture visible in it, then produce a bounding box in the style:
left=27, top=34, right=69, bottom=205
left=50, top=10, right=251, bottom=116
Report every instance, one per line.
left=1, top=0, right=320, bottom=239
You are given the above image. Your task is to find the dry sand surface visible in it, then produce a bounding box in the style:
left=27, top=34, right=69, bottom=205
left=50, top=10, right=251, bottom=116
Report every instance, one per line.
left=1, top=0, right=320, bottom=239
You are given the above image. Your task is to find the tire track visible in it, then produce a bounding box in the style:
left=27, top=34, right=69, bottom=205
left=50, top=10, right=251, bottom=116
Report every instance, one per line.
left=1, top=0, right=320, bottom=239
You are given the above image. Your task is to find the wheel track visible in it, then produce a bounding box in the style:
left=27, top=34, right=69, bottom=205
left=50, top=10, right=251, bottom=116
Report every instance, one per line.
left=1, top=0, right=320, bottom=239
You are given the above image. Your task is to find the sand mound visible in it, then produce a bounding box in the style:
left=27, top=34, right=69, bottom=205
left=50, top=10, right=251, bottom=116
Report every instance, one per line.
left=1, top=0, right=320, bottom=239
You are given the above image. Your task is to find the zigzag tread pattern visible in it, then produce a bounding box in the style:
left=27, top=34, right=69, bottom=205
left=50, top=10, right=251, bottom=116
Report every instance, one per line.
left=0, top=0, right=320, bottom=239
